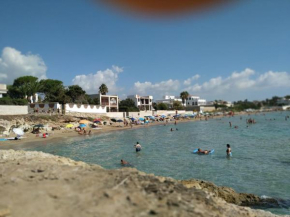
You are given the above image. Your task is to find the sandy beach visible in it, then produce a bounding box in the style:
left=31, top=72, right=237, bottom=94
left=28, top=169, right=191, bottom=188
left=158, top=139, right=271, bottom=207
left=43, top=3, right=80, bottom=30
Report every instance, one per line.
left=0, top=113, right=230, bottom=148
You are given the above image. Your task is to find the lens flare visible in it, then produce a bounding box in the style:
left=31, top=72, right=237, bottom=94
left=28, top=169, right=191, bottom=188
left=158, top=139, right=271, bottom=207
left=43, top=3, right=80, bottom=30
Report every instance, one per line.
left=98, top=0, right=235, bottom=17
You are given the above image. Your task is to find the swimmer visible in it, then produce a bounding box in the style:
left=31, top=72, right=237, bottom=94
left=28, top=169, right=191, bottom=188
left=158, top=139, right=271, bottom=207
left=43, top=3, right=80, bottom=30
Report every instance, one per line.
left=120, top=159, right=129, bottom=165
left=229, top=122, right=232, bottom=127
left=134, top=142, right=142, bottom=152
left=226, top=144, right=232, bottom=156
left=197, top=148, right=210, bottom=154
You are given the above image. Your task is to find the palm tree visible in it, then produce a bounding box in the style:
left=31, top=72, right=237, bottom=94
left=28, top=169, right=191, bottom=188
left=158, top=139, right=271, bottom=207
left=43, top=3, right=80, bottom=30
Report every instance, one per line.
left=99, top=83, right=108, bottom=95
left=180, top=91, right=189, bottom=106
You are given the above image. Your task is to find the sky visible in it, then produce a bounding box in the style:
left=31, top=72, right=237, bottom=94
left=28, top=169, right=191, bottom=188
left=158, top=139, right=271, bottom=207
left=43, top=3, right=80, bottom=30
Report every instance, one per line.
left=0, top=0, right=289, bottom=101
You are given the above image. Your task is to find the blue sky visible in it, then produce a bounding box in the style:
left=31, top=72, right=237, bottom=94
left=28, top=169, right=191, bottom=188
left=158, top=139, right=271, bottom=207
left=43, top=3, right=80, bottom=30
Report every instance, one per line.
left=0, top=0, right=289, bottom=101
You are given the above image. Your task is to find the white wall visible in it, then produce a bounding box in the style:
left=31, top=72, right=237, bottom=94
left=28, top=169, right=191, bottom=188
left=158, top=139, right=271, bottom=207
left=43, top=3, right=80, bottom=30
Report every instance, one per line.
left=65, top=104, right=106, bottom=114
left=105, top=112, right=125, bottom=118
left=0, top=105, right=28, bottom=115
left=128, top=111, right=153, bottom=118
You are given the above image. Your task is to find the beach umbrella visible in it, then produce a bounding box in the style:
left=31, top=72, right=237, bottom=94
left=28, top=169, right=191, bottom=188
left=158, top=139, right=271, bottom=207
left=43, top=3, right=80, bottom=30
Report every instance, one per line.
left=111, top=118, right=117, bottom=122
left=66, top=124, right=74, bottom=128
left=79, top=124, right=87, bottom=128
left=93, top=118, right=101, bottom=122
left=79, top=120, right=89, bottom=124
left=130, top=118, right=135, bottom=121
left=160, top=115, right=166, bottom=118
left=34, top=124, right=44, bottom=128
left=139, top=117, right=145, bottom=121
left=116, top=119, right=123, bottom=126
left=149, top=116, right=155, bottom=120
left=13, top=128, right=24, bottom=136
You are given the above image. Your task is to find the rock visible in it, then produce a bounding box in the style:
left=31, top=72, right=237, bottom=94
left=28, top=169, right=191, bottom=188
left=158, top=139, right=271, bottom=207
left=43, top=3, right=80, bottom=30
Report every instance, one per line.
left=0, top=150, right=279, bottom=217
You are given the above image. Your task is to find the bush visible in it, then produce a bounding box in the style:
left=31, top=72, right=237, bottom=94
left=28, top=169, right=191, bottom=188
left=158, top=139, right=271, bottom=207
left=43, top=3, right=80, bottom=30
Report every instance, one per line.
left=0, top=97, right=28, bottom=105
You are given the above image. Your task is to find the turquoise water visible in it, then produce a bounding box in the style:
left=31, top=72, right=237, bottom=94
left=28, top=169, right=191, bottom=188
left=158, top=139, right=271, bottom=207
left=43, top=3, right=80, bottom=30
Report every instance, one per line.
left=16, top=112, right=290, bottom=214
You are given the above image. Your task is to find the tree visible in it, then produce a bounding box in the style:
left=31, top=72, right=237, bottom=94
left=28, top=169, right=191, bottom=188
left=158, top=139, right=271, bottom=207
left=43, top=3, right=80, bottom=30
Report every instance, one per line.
left=180, top=91, right=189, bottom=105
left=39, top=79, right=65, bottom=102
left=285, top=95, right=290, bottom=99
left=157, top=103, right=168, bottom=110
left=172, top=101, right=183, bottom=110
left=119, top=98, right=139, bottom=112
left=99, top=83, right=108, bottom=95
left=8, top=76, right=41, bottom=102
left=65, top=85, right=86, bottom=103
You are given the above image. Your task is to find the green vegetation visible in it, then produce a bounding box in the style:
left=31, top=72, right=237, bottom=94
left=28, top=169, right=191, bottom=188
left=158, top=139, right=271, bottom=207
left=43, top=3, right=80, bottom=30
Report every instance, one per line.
left=157, top=103, right=168, bottom=110
left=180, top=91, right=189, bottom=106
left=2, top=76, right=106, bottom=105
left=172, top=101, right=183, bottom=110
left=99, top=83, right=108, bottom=95
left=0, top=97, right=28, bottom=105
left=119, top=98, right=139, bottom=112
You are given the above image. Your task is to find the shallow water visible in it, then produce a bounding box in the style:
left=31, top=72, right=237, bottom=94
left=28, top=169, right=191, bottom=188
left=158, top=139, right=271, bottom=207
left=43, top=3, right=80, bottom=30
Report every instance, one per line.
left=16, top=112, right=290, bottom=214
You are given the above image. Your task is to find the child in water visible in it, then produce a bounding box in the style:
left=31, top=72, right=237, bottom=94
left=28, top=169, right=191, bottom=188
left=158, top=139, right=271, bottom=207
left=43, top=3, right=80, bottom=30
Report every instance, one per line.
left=226, top=144, right=232, bottom=157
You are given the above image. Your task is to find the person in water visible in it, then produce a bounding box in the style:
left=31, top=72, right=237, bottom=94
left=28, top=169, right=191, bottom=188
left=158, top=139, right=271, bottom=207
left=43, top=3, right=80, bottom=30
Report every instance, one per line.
left=226, top=144, right=232, bottom=156
left=197, top=148, right=210, bottom=154
left=134, top=142, right=142, bottom=152
left=120, top=159, right=129, bottom=165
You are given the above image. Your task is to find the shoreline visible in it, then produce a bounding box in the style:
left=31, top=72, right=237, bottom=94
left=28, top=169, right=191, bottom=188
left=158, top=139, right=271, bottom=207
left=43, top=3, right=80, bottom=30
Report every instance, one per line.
left=0, top=111, right=251, bottom=148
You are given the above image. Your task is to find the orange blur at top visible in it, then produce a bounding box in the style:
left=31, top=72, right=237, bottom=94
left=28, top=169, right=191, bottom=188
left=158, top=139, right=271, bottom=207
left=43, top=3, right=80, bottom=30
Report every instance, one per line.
left=100, top=0, right=234, bottom=16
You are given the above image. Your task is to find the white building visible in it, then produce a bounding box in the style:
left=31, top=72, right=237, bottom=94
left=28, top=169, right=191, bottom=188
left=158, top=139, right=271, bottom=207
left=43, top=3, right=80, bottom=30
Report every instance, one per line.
left=186, top=95, right=207, bottom=106
left=128, top=95, right=153, bottom=111
left=155, top=96, right=183, bottom=108
left=277, top=98, right=290, bottom=105
left=89, top=94, right=119, bottom=112
left=0, top=84, right=7, bottom=98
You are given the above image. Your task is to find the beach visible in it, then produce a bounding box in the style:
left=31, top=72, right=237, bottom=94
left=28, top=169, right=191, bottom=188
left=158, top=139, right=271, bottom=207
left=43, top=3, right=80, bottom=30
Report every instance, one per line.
left=1, top=111, right=289, bottom=216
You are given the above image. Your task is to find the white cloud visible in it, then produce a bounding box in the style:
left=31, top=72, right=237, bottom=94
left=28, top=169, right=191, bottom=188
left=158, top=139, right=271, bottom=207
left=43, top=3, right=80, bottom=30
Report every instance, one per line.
left=133, top=79, right=180, bottom=98
left=183, top=74, right=200, bottom=85
left=0, top=47, right=47, bottom=84
left=185, top=68, right=290, bottom=100
left=72, top=65, right=123, bottom=94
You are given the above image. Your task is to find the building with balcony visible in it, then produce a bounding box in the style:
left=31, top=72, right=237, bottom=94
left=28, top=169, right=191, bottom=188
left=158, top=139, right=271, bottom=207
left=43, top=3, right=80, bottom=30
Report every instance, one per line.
left=127, top=95, right=153, bottom=111
left=0, top=84, right=7, bottom=98
left=186, top=95, right=207, bottom=106
left=89, top=94, right=119, bottom=112
left=155, top=96, right=183, bottom=109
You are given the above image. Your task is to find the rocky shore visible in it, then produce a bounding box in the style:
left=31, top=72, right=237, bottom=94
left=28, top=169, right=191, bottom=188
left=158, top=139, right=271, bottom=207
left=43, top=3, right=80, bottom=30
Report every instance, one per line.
left=0, top=150, right=280, bottom=217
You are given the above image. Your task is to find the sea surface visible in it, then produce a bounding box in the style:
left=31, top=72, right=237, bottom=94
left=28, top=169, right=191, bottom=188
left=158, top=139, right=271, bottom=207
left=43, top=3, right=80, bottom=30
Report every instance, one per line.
left=12, top=112, right=290, bottom=214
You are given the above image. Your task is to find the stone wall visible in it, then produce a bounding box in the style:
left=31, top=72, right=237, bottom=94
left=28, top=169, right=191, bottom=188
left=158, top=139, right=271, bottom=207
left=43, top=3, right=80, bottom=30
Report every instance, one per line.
left=28, top=103, right=61, bottom=114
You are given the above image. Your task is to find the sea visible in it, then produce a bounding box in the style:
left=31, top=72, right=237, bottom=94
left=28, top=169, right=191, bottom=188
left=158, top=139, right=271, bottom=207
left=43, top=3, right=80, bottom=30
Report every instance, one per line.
left=7, top=111, right=290, bottom=214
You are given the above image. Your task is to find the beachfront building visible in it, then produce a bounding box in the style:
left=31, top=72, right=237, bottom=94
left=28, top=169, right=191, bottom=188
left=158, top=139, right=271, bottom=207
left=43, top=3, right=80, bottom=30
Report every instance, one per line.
left=89, top=94, right=119, bottom=112
left=0, top=84, right=7, bottom=98
left=207, top=100, right=233, bottom=107
left=277, top=98, right=290, bottom=105
left=186, top=95, right=207, bottom=106
left=127, top=95, right=153, bottom=111
left=155, top=96, right=183, bottom=109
